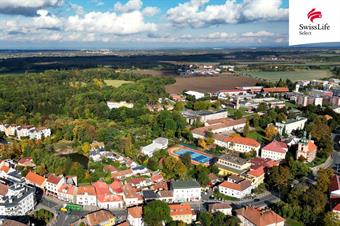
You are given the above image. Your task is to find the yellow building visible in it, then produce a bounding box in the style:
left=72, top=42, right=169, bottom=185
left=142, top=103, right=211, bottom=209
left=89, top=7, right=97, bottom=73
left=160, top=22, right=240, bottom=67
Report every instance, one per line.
left=217, top=154, right=251, bottom=176
left=169, top=203, right=193, bottom=224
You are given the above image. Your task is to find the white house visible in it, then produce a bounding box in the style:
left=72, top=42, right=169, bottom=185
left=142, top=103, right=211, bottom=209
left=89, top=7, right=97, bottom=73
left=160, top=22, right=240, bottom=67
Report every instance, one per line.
left=208, top=203, right=232, bottom=216
left=57, top=184, right=77, bottom=203
left=128, top=206, right=144, bottom=226
left=76, top=185, right=97, bottom=207
left=93, top=181, right=124, bottom=210
left=261, top=140, right=288, bottom=161
left=171, top=180, right=201, bottom=202
left=275, top=117, right=308, bottom=135
left=214, top=136, right=261, bottom=154
left=218, top=175, right=252, bottom=199
left=141, top=137, right=168, bottom=157
left=45, top=175, right=65, bottom=197
left=184, top=91, right=205, bottom=100
left=236, top=207, right=285, bottom=226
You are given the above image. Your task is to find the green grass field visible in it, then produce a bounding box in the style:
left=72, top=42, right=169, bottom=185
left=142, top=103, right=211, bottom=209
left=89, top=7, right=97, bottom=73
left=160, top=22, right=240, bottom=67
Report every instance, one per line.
left=104, top=79, right=134, bottom=87
left=242, top=70, right=333, bottom=82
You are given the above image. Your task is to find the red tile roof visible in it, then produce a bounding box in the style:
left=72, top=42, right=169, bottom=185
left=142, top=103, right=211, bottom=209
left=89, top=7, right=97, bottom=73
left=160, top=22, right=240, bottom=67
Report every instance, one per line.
left=307, top=140, right=317, bottom=153
left=262, top=140, right=288, bottom=154
left=236, top=207, right=285, bottom=226
left=77, top=185, right=96, bottom=196
left=248, top=166, right=265, bottom=177
left=151, top=174, right=164, bottom=183
left=220, top=179, right=252, bottom=191
left=0, top=165, right=10, bottom=173
left=110, top=180, right=123, bottom=194
left=222, top=136, right=260, bottom=148
left=86, top=210, right=115, bottom=225
left=25, top=171, right=46, bottom=187
left=250, top=158, right=279, bottom=170
left=47, top=175, right=62, bottom=185
left=58, top=184, right=76, bottom=195
left=169, top=203, right=192, bottom=216
left=262, top=87, right=289, bottom=93
left=103, top=165, right=117, bottom=173
left=18, top=157, right=33, bottom=165
left=330, top=175, right=340, bottom=193
left=128, top=206, right=143, bottom=218
left=127, top=177, right=146, bottom=186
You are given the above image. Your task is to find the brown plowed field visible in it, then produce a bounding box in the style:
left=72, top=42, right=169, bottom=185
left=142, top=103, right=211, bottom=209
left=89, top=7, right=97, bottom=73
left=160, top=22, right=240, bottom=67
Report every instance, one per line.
left=165, top=74, right=259, bottom=94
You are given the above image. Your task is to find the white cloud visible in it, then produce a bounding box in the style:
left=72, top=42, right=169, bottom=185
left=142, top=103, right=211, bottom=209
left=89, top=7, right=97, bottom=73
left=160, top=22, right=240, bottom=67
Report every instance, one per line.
left=0, top=0, right=63, bottom=16
left=143, top=6, right=160, bottom=17
left=167, top=0, right=288, bottom=28
left=69, top=3, right=85, bottom=15
left=65, top=11, right=156, bottom=35
left=114, top=0, right=142, bottom=13
left=242, top=31, right=275, bottom=37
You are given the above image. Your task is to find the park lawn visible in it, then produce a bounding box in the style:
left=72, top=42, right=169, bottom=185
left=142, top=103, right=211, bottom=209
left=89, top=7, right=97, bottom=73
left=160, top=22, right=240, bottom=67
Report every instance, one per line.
left=247, top=131, right=267, bottom=143
left=285, top=218, right=305, bottom=226
left=104, top=79, right=134, bottom=87
left=242, top=70, right=333, bottom=82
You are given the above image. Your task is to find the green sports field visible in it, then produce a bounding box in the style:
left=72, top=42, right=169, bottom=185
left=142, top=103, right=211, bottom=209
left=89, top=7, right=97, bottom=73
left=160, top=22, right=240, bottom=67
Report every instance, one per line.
left=241, top=70, right=333, bottom=82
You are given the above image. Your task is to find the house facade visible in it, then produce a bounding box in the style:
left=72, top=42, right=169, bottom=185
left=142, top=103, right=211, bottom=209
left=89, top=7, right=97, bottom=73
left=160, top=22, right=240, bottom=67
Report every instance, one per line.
left=261, top=140, right=288, bottom=161
left=171, top=180, right=201, bottom=202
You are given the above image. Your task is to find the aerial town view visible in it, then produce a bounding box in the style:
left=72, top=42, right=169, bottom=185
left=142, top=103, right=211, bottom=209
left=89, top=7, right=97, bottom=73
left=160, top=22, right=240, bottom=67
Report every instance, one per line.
left=0, top=0, right=339, bottom=226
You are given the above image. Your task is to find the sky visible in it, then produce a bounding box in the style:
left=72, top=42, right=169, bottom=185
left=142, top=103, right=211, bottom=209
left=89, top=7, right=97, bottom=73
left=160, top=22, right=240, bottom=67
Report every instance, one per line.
left=0, top=0, right=303, bottom=49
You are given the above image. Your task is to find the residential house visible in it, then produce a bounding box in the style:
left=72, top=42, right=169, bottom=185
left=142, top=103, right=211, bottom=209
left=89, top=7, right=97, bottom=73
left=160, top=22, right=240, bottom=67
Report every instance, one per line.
left=25, top=171, right=46, bottom=189
left=236, top=207, right=285, bottom=226
left=330, top=175, right=340, bottom=207
left=217, top=154, right=252, bottom=175
left=141, top=137, right=169, bottom=157
left=157, top=190, right=173, bottom=203
left=262, top=87, right=289, bottom=94
left=93, top=181, right=124, bottom=210
left=122, top=184, right=143, bottom=207
left=207, top=203, right=232, bottom=216
left=45, top=175, right=65, bottom=197
left=275, top=117, right=307, bottom=135
left=17, top=157, right=35, bottom=168
left=57, top=184, right=77, bottom=203
left=261, top=140, right=288, bottom=161
left=127, top=206, right=144, bottom=226
left=111, top=169, right=133, bottom=180
left=80, top=210, right=116, bottom=226
left=214, top=136, right=261, bottom=154
left=169, top=203, right=193, bottom=224
left=218, top=175, right=252, bottom=199
left=76, top=185, right=97, bottom=207
left=332, top=203, right=340, bottom=220
left=171, top=179, right=201, bottom=202
left=296, top=135, right=317, bottom=163
left=246, top=166, right=265, bottom=188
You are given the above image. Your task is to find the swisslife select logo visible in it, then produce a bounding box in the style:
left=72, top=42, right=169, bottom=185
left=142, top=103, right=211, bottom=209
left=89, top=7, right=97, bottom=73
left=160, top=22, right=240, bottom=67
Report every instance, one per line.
left=289, top=0, right=340, bottom=46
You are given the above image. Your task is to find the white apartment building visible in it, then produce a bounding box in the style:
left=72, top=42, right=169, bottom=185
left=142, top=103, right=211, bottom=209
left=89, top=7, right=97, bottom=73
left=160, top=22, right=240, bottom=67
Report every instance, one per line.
left=57, top=184, right=77, bottom=203
left=171, top=180, right=201, bottom=202
left=0, top=171, right=35, bottom=216
left=275, top=117, right=308, bottom=135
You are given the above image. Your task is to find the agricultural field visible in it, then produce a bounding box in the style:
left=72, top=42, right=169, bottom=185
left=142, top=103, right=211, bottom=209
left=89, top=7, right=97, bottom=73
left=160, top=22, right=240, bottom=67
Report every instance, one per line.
left=165, top=74, right=258, bottom=94
left=240, top=70, right=333, bottom=82
left=104, top=79, right=134, bottom=87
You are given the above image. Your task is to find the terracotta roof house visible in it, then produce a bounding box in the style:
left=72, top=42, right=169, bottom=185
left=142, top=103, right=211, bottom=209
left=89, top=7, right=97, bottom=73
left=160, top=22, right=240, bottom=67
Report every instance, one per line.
left=111, top=169, right=133, bottom=179
left=332, top=203, right=340, bottom=219
left=169, top=203, right=193, bottom=224
left=236, top=207, right=285, bottom=226
left=76, top=185, right=97, bottom=206
left=330, top=175, right=340, bottom=206
left=247, top=166, right=265, bottom=187
left=261, top=140, right=288, bottom=161
left=128, top=206, right=144, bottom=226
left=110, top=179, right=123, bottom=194
left=83, top=210, right=116, bottom=226
left=25, top=171, right=46, bottom=188
left=250, top=158, right=279, bottom=171
left=57, top=184, right=77, bottom=203
left=103, top=165, right=117, bottom=173
left=17, top=157, right=36, bottom=167
left=215, top=136, right=261, bottom=154
left=45, top=174, right=65, bottom=197
left=93, top=181, right=124, bottom=210
left=219, top=175, right=252, bottom=199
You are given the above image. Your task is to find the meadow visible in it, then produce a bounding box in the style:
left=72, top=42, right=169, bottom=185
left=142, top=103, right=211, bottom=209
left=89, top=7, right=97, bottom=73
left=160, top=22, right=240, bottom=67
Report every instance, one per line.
left=241, top=70, right=333, bottom=82
left=104, top=79, right=134, bottom=87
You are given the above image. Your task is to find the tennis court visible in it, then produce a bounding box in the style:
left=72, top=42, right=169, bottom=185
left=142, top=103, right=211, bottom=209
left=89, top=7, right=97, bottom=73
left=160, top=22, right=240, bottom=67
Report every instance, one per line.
left=175, top=149, right=212, bottom=164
